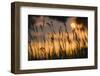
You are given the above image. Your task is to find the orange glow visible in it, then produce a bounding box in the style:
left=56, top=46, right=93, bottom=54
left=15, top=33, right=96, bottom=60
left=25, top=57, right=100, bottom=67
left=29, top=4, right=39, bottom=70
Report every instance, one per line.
left=71, top=22, right=76, bottom=29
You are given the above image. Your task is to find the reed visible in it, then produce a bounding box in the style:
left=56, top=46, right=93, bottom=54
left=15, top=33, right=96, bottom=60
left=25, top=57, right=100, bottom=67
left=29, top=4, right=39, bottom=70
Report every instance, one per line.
left=28, top=17, right=88, bottom=60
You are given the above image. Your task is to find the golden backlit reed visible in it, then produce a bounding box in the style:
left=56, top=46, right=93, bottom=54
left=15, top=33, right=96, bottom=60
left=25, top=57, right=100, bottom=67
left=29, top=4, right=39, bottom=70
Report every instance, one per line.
left=28, top=20, right=88, bottom=60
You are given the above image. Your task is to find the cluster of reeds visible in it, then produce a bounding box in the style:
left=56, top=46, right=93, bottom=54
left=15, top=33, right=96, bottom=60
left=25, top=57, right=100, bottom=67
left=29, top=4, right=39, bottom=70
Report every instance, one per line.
left=28, top=17, right=88, bottom=60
